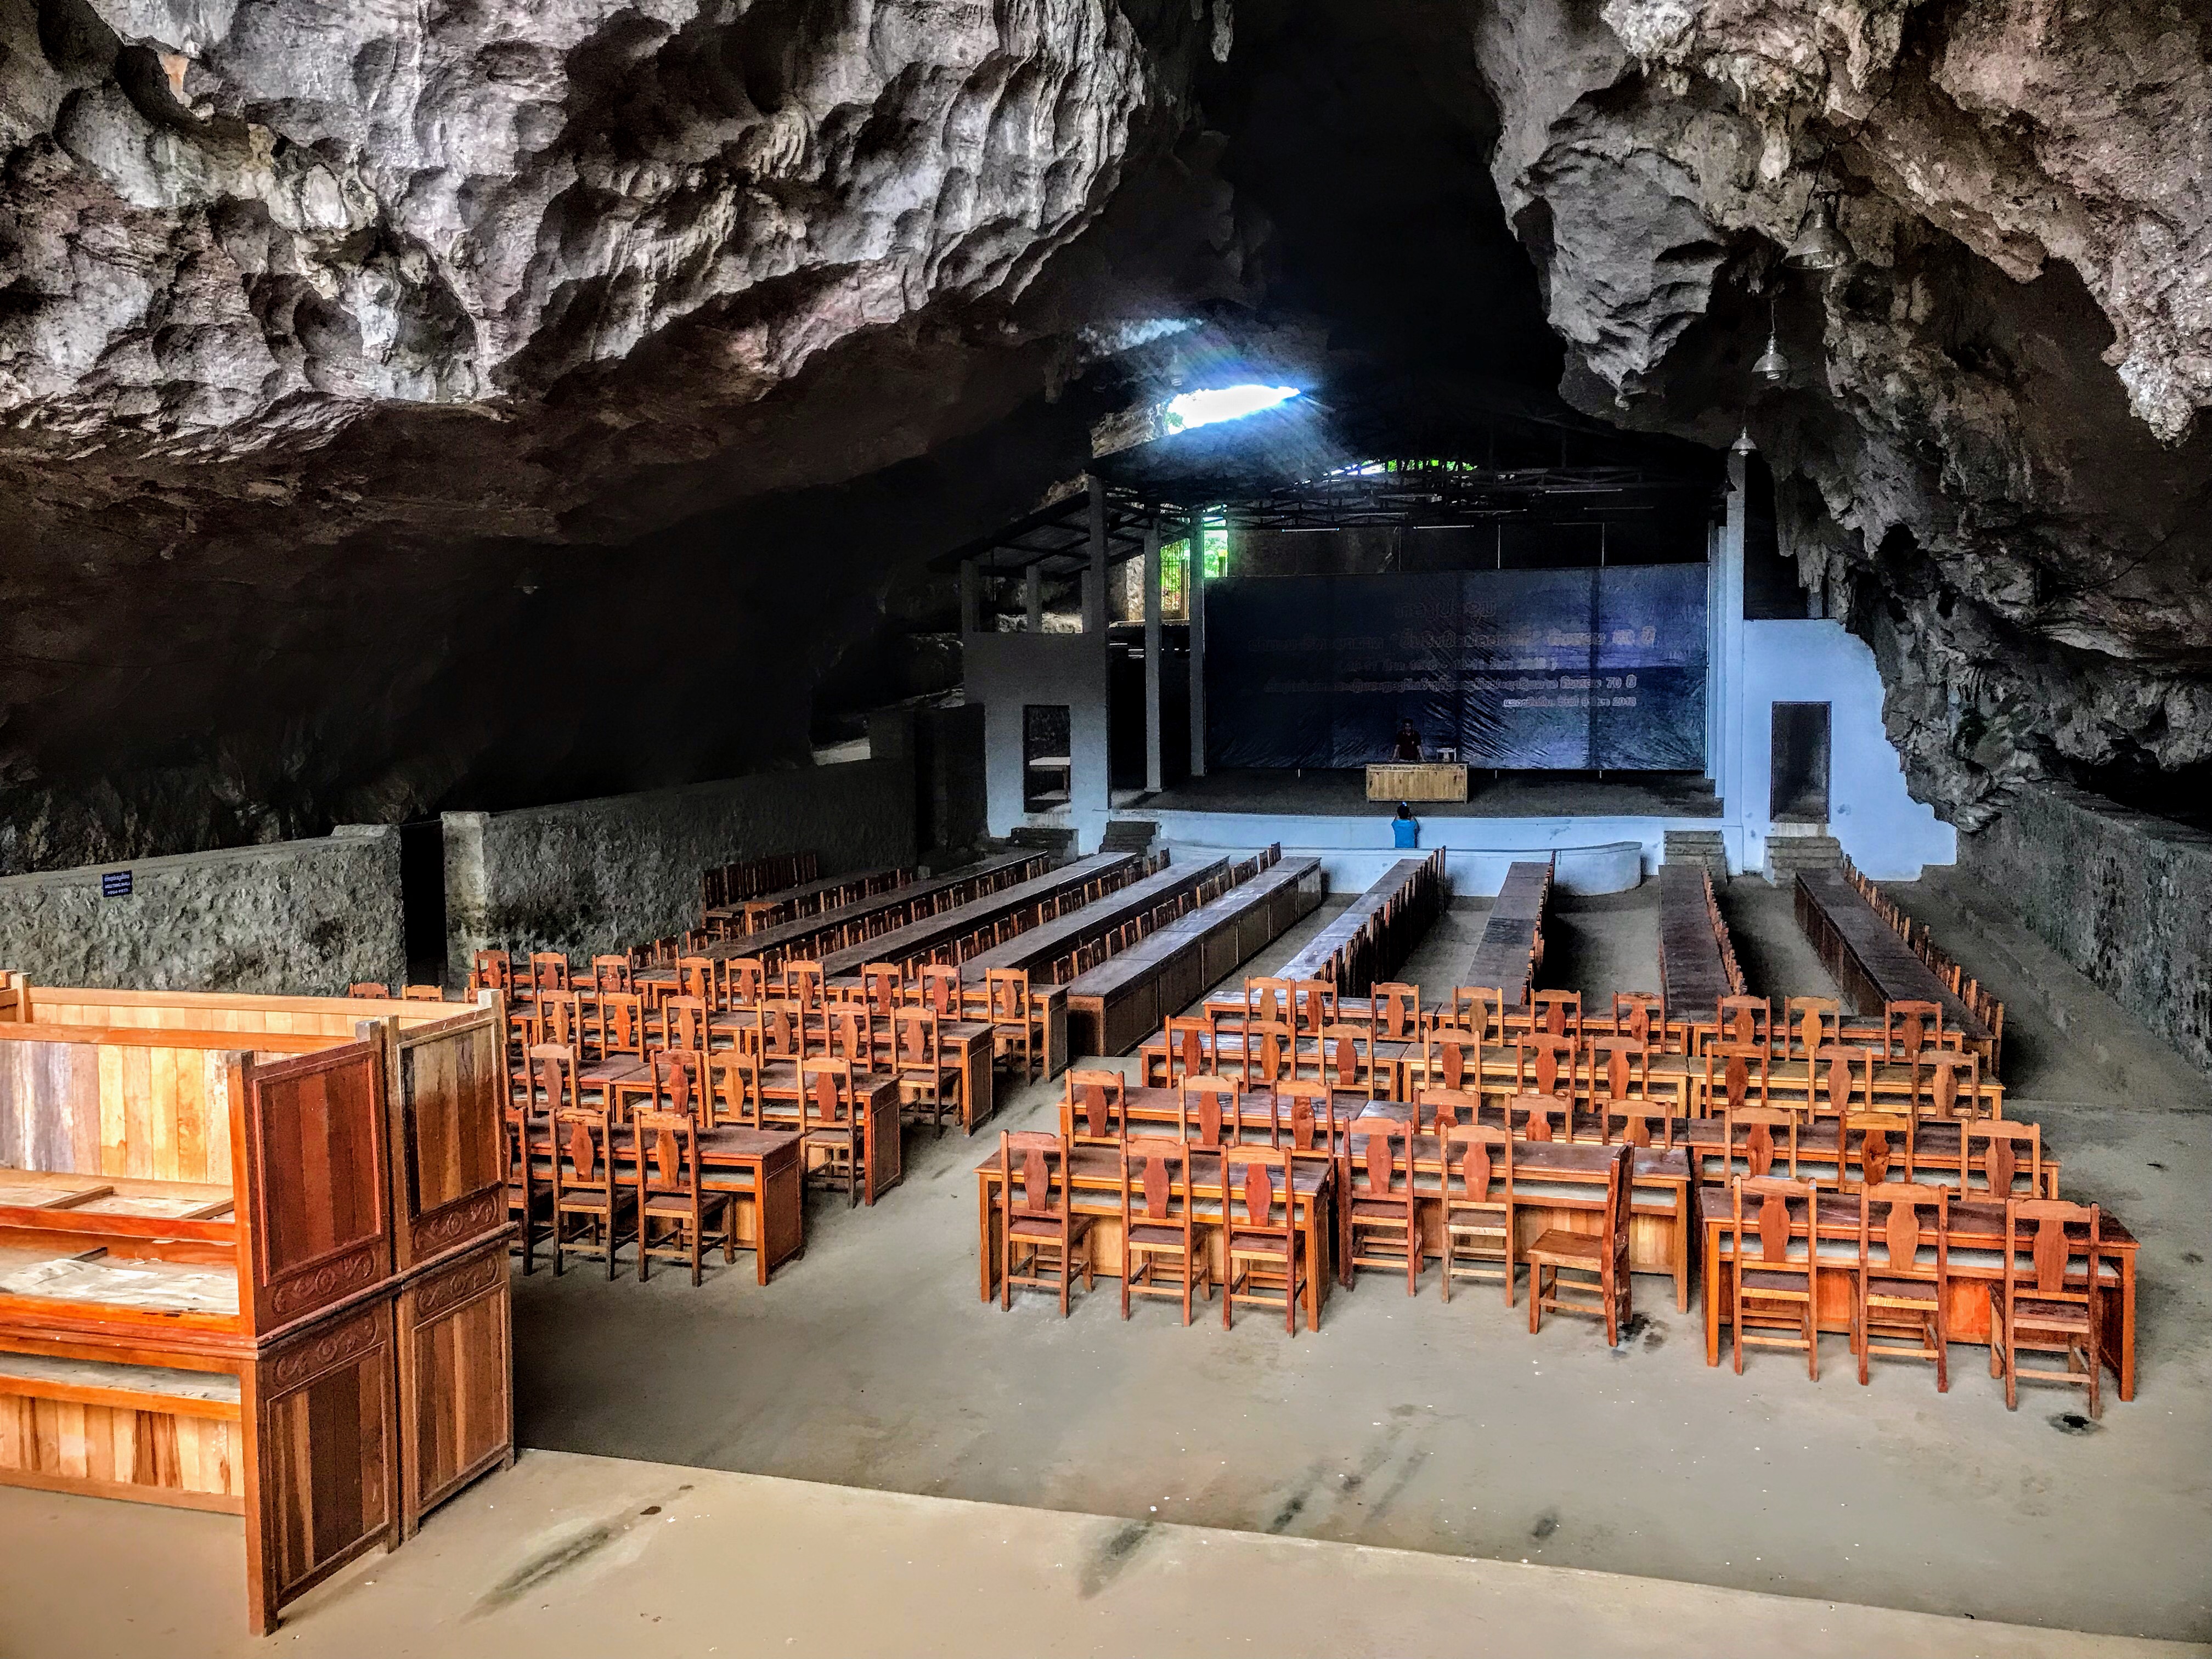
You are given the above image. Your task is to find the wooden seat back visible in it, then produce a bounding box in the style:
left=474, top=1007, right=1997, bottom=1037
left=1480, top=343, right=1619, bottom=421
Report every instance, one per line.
left=1844, top=1110, right=1915, bottom=1186
left=648, top=1047, right=706, bottom=1122
left=1610, top=992, right=1663, bottom=1048
left=1368, top=981, right=1422, bottom=1042
left=1703, top=1040, right=1771, bottom=1115
left=529, top=952, right=571, bottom=994
left=1810, top=1043, right=1876, bottom=1116
left=1316, top=1024, right=1376, bottom=1097
left=1291, top=979, right=1336, bottom=1036
left=1164, top=1015, right=1214, bottom=1081
left=1449, top=986, right=1505, bottom=1047
left=709, top=1051, right=762, bottom=1128
left=1588, top=1035, right=1649, bottom=1106
left=527, top=1042, right=580, bottom=1116
left=1530, top=989, right=1581, bottom=1041
left=1065, top=1068, right=1128, bottom=1144
left=1715, top=994, right=1771, bottom=1053
left=1513, top=1032, right=1578, bottom=1101
left=1724, top=1104, right=1802, bottom=1180
left=1419, top=1026, right=1477, bottom=1093
left=1241, top=1019, right=1294, bottom=1087
left=1965, top=1120, right=2044, bottom=1200
left=1783, top=995, right=1839, bottom=1058
left=1604, top=1100, right=1673, bottom=1149
left=999, top=1130, right=1074, bottom=1223
left=471, top=949, right=513, bottom=992
left=1506, top=1091, right=1571, bottom=1143
left=1857, top=1183, right=1945, bottom=1275
left=1180, top=1075, right=1239, bottom=1148
left=799, top=1058, right=857, bottom=1130
left=1415, top=1086, right=1483, bottom=1135
left=1732, top=1174, right=1817, bottom=1268
left=1883, top=999, right=1945, bottom=1063
left=1443, top=1124, right=1513, bottom=1206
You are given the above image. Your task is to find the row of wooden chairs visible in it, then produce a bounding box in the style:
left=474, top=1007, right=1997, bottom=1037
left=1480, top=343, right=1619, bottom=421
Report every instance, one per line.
left=1725, top=1176, right=2104, bottom=1413
left=701, top=850, right=816, bottom=912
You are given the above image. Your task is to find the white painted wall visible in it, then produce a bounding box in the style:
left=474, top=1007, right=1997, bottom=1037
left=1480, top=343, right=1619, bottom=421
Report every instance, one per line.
left=964, top=629, right=1110, bottom=846
left=1729, top=619, right=1956, bottom=879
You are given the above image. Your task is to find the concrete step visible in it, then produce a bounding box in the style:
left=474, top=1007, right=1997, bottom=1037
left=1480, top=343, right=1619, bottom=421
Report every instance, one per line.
left=1101, top=819, right=1159, bottom=853
left=1764, top=834, right=1843, bottom=883
left=1008, top=824, right=1076, bottom=858
left=1662, top=829, right=1728, bottom=880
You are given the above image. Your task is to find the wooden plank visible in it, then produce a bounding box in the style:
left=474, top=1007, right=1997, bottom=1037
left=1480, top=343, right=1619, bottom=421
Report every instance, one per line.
left=1464, top=860, right=1553, bottom=1009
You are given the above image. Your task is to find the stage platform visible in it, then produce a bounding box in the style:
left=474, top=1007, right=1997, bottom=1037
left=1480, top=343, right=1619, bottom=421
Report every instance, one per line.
left=1116, top=770, right=1726, bottom=896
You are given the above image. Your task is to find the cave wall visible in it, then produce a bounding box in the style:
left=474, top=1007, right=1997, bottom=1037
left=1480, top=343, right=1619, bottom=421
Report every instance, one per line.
left=1955, top=785, right=2212, bottom=1076
left=0, top=825, right=403, bottom=992
left=442, top=759, right=915, bottom=968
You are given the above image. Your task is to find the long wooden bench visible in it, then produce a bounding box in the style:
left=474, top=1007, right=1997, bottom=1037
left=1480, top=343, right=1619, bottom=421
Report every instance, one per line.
left=1794, top=871, right=1994, bottom=1056
left=958, top=855, right=1230, bottom=987
left=816, top=850, right=1143, bottom=979
left=1278, top=849, right=1445, bottom=995
left=708, top=864, right=911, bottom=936
left=1065, top=854, right=1324, bottom=1057
left=692, top=850, right=1047, bottom=970
left=0, top=979, right=511, bottom=1633
left=1464, top=859, right=1553, bottom=1009
left=1657, top=861, right=1742, bottom=1026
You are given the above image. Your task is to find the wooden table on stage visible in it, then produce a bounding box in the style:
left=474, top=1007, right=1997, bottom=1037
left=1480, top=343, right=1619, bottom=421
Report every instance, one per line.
left=1794, top=870, right=1994, bottom=1058
left=522, top=1120, right=806, bottom=1284
left=974, top=1144, right=1334, bottom=1324
left=1698, top=1186, right=2138, bottom=1398
left=1367, top=762, right=1467, bottom=803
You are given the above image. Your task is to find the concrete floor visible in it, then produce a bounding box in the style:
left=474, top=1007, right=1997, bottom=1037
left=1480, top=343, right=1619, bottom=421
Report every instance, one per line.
left=4, top=1450, right=2204, bottom=1658
left=1, top=869, right=2201, bottom=1654
left=483, top=876, right=2210, bottom=1644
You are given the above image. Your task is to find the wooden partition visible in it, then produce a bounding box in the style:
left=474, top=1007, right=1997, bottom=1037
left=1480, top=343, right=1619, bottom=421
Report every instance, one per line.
left=0, top=981, right=511, bottom=1633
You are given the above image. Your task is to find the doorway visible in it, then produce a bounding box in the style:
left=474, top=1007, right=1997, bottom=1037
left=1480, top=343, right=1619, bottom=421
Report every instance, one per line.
left=1022, top=704, right=1071, bottom=812
left=399, top=818, right=449, bottom=988
left=1770, top=702, right=1831, bottom=822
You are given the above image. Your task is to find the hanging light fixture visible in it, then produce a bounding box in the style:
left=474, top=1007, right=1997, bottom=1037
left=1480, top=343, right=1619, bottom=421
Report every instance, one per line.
left=1785, top=193, right=1852, bottom=272
left=1731, top=425, right=1758, bottom=455
left=1753, top=299, right=1788, bottom=383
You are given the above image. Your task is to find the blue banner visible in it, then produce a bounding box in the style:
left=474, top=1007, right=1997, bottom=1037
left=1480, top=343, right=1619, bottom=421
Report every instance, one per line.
left=1206, top=565, right=1708, bottom=770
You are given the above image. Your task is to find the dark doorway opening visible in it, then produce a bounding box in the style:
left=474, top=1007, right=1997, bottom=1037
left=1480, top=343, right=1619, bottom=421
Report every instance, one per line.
left=1770, top=703, right=1831, bottom=822
left=400, top=819, right=448, bottom=988
left=1022, top=704, right=1071, bottom=812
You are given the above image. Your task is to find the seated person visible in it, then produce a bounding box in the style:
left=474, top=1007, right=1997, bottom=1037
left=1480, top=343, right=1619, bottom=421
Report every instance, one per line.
left=1393, top=719, right=1424, bottom=762
left=1392, top=800, right=1420, bottom=848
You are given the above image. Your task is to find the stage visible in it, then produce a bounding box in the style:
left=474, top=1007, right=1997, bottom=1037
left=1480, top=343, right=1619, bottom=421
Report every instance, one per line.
left=1117, top=769, right=1726, bottom=896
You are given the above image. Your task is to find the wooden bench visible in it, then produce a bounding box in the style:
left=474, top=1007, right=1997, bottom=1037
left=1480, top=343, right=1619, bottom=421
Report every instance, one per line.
left=1277, top=849, right=1445, bottom=996
left=1657, top=861, right=1742, bottom=1045
left=1068, top=855, right=1324, bottom=1057
left=816, top=850, right=1144, bottom=980
left=678, top=851, right=1049, bottom=972
left=1464, top=859, right=1553, bottom=1011
left=1793, top=871, right=1994, bottom=1058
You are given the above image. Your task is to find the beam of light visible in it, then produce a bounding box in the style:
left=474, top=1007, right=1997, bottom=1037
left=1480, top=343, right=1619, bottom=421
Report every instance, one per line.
left=1163, top=383, right=1301, bottom=431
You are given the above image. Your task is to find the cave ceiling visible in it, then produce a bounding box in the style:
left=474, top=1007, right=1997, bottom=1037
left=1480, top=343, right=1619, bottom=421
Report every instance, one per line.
left=0, top=0, right=2205, bottom=868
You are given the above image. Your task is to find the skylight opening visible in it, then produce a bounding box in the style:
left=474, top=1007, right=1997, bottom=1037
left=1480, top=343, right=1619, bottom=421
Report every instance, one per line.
left=1163, top=384, right=1301, bottom=432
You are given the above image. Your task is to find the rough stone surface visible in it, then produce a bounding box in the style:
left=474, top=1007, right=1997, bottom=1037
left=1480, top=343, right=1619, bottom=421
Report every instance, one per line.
left=0, top=823, right=403, bottom=991
left=443, top=759, right=915, bottom=966
left=1471, top=0, right=2212, bottom=825
left=1954, top=782, right=2212, bottom=1076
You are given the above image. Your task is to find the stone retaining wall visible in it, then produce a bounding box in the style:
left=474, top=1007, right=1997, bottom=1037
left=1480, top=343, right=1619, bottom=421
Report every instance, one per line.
left=0, top=826, right=404, bottom=992
left=1957, top=783, right=2211, bottom=1075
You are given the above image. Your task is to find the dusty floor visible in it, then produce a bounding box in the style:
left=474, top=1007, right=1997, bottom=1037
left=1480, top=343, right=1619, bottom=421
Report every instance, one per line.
left=492, top=873, right=2211, bottom=1644
left=9, top=1450, right=2204, bottom=1658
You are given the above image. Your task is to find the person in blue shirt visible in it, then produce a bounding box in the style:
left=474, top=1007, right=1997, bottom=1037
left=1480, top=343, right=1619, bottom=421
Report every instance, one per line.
left=1392, top=801, right=1419, bottom=848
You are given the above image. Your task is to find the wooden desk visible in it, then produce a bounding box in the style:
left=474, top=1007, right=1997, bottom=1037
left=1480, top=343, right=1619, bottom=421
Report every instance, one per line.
left=974, top=1146, right=1333, bottom=1324
left=1277, top=850, right=1444, bottom=996
left=1366, top=762, right=1467, bottom=803
left=1697, top=1186, right=2138, bottom=1398
left=1795, top=871, right=1993, bottom=1056
left=817, top=851, right=1143, bottom=979
left=680, top=851, right=1047, bottom=972
left=694, top=1126, right=807, bottom=1282
left=1658, top=860, right=1740, bottom=1018
left=755, top=1071, right=904, bottom=1205
left=958, top=855, right=1230, bottom=987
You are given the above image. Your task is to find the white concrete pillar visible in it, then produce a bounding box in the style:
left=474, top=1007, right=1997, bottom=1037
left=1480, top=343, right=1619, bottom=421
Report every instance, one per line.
left=1187, top=509, right=1207, bottom=777
left=1084, top=475, right=1108, bottom=637
left=1719, top=454, right=1750, bottom=872
left=1143, top=520, right=1163, bottom=793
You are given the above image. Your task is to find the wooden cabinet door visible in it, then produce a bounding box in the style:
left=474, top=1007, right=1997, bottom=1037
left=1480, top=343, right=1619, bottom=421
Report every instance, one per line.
left=238, top=1042, right=392, bottom=1333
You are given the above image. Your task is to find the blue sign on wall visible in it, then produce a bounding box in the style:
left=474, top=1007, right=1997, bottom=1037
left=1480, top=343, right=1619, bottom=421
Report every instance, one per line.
left=1206, top=565, right=1709, bottom=771
left=100, top=870, right=133, bottom=898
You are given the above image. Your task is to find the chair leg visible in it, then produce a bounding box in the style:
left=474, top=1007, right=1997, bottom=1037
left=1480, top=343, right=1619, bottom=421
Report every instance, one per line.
left=1806, top=1299, right=1819, bottom=1381
left=1529, top=1265, right=1544, bottom=1334
left=1440, top=1228, right=1452, bottom=1304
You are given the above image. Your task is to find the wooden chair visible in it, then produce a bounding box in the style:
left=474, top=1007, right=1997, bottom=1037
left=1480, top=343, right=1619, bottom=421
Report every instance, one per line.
left=531, top=990, right=582, bottom=1054
left=1414, top=1086, right=1483, bottom=1134
left=658, top=995, right=709, bottom=1054
left=1344, top=1122, right=1419, bottom=1294
left=1990, top=1198, right=2103, bottom=1417
left=1782, top=995, right=1840, bottom=1060
left=1853, top=1184, right=1948, bottom=1390
left=1315, top=1024, right=1380, bottom=1100
left=471, top=949, right=513, bottom=992
left=985, top=969, right=1047, bottom=1082
left=1513, top=1033, right=1578, bottom=1103
left=348, top=981, right=391, bottom=998
left=1181, top=1075, right=1239, bottom=1148
left=892, top=1007, right=962, bottom=1135
left=1440, top=1124, right=1514, bottom=1304
left=1365, top=982, right=1423, bottom=1042
left=501, top=1105, right=549, bottom=1274
left=1274, top=1079, right=1332, bottom=1156
left=1844, top=1110, right=1916, bottom=1188
left=997, top=1131, right=1092, bottom=1316
left=1723, top=1104, right=1802, bottom=1180
left=647, top=1047, right=706, bottom=1122
left=1526, top=1141, right=1633, bottom=1342
left=1163, top=1015, right=1216, bottom=1082
left=403, top=985, right=442, bottom=1000
left=1703, top=1041, right=1771, bottom=1116
left=587, top=955, right=634, bottom=996
left=1244, top=976, right=1295, bottom=1029
left=1729, top=1175, right=1820, bottom=1378
left=709, top=1051, right=763, bottom=1129
left=915, top=963, right=963, bottom=1019
left=1291, top=979, right=1338, bottom=1038
left=1588, top=1036, right=1650, bottom=1113
left=781, top=960, right=826, bottom=1013
left=1714, top=994, right=1772, bottom=1054
left=1917, top=1050, right=1982, bottom=1121
left=1239, top=1019, right=1294, bottom=1088
left=817, top=1002, right=877, bottom=1073
left=724, top=956, right=766, bottom=1008
left=529, top=952, right=571, bottom=994
left=1965, top=1120, right=2045, bottom=1200
left=857, top=962, right=902, bottom=1017
left=1065, top=1068, right=1129, bottom=1146
left=799, top=1058, right=864, bottom=1207
left=632, top=1108, right=736, bottom=1285
left=1448, top=986, right=1505, bottom=1048
left=1609, top=992, right=1663, bottom=1049
left=520, top=1042, right=580, bottom=1120
left=1221, top=1145, right=1306, bottom=1334
left=551, top=1104, right=633, bottom=1279
left=1810, top=1043, right=1876, bottom=1117
left=1529, top=989, right=1582, bottom=1041
left=1882, top=999, right=1945, bottom=1064
left=1604, top=1099, right=1674, bottom=1149
left=1506, top=1092, right=1572, bottom=1143
left=1415, top=1026, right=1478, bottom=1095
left=1120, top=1136, right=1207, bottom=1323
